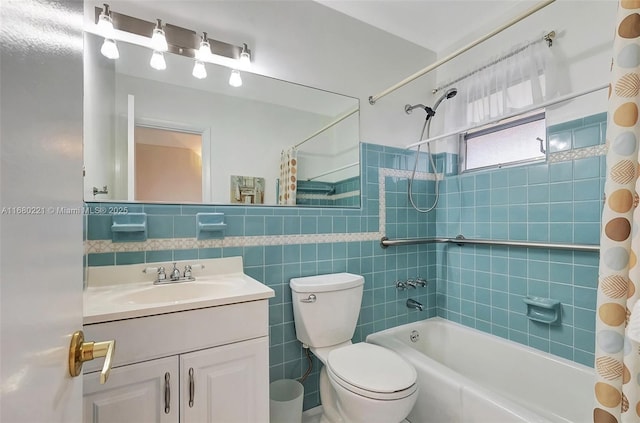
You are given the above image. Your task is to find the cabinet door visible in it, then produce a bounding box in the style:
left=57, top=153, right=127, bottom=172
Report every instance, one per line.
left=181, top=337, right=269, bottom=423
left=84, top=356, right=179, bottom=423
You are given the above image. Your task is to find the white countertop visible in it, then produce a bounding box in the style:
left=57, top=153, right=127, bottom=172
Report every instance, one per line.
left=84, top=257, right=274, bottom=324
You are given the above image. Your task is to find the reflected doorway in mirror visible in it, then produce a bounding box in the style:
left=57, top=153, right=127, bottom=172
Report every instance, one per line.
left=135, top=126, right=204, bottom=203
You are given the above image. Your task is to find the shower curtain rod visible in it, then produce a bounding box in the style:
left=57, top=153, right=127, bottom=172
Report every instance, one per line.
left=368, top=0, right=556, bottom=105
left=405, top=83, right=608, bottom=150
left=294, top=108, right=359, bottom=149
left=380, top=235, right=600, bottom=252
left=432, top=30, right=555, bottom=94
left=306, top=162, right=359, bottom=181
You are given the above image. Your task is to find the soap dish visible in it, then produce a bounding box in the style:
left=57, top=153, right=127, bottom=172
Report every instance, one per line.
left=111, top=213, right=147, bottom=243
left=523, top=296, right=561, bottom=324
left=196, top=213, right=226, bottom=240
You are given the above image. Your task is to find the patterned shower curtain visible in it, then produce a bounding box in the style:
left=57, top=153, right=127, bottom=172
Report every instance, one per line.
left=278, top=147, right=298, bottom=205
left=594, top=1, right=640, bottom=422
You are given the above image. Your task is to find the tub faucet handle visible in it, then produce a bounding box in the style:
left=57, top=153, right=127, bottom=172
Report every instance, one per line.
left=414, top=277, right=427, bottom=287
left=406, top=279, right=418, bottom=288
left=395, top=280, right=407, bottom=290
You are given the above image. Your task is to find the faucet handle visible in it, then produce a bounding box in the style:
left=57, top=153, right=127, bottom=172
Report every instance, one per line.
left=395, top=280, right=407, bottom=290
left=143, top=266, right=166, bottom=282
left=184, top=263, right=204, bottom=279
left=405, top=279, right=417, bottom=288
left=157, top=266, right=166, bottom=281
left=414, top=277, right=427, bottom=287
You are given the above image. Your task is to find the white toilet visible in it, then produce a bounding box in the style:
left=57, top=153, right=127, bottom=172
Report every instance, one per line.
left=290, top=273, right=418, bottom=423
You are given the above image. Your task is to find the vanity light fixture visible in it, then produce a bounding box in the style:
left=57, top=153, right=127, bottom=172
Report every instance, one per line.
left=239, top=43, right=251, bottom=65
left=229, top=69, right=242, bottom=87
left=193, top=60, right=207, bottom=79
left=93, top=6, right=253, bottom=81
left=149, top=50, right=166, bottom=70
left=150, top=19, right=168, bottom=52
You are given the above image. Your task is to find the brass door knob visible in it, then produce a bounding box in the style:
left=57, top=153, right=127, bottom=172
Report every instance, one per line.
left=68, top=330, right=116, bottom=384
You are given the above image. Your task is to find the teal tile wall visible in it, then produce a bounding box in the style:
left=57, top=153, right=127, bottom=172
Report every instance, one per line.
left=434, top=112, right=606, bottom=367
left=85, top=143, right=437, bottom=410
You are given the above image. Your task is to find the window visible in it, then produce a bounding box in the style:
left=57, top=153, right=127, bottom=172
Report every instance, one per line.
left=461, top=111, right=546, bottom=172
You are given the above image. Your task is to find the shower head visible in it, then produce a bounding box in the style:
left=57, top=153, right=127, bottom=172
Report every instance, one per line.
left=432, top=87, right=458, bottom=111
left=404, top=87, right=457, bottom=117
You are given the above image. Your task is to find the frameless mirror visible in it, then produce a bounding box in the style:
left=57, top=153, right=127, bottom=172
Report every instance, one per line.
left=83, top=33, right=360, bottom=207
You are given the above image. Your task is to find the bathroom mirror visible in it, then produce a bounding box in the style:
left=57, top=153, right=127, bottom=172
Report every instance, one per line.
left=83, top=33, right=360, bottom=207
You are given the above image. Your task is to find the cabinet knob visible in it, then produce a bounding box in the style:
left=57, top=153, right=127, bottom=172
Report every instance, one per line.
left=68, top=330, right=116, bottom=384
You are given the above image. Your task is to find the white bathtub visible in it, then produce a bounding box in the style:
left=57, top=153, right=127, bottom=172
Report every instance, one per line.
left=366, top=318, right=593, bottom=423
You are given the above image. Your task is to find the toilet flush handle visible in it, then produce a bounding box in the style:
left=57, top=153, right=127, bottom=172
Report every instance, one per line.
left=300, top=294, right=317, bottom=303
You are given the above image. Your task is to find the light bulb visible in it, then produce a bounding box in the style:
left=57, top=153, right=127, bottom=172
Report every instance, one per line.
left=151, top=20, right=168, bottom=52
left=101, top=38, right=119, bottom=59
left=192, top=60, right=207, bottom=79
left=196, top=40, right=210, bottom=61
left=149, top=51, right=166, bottom=70
left=229, top=69, right=242, bottom=87
left=239, top=44, right=251, bottom=65
left=97, top=7, right=114, bottom=38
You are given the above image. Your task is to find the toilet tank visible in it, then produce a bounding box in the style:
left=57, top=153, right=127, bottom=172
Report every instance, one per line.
left=290, top=273, right=364, bottom=348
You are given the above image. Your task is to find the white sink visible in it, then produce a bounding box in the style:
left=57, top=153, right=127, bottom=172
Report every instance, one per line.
left=84, top=257, right=274, bottom=324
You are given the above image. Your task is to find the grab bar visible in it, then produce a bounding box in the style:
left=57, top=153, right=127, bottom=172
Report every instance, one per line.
left=380, top=235, right=599, bottom=252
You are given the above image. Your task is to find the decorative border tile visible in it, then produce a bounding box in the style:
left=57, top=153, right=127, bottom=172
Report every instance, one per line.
left=85, top=232, right=382, bottom=254
left=548, top=144, right=607, bottom=163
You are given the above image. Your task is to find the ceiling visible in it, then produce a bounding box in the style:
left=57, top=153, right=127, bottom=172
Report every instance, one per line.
left=314, top=0, right=540, bottom=54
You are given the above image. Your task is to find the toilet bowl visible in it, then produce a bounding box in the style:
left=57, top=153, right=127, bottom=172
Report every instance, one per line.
left=290, top=273, right=418, bottom=423
left=320, top=342, right=417, bottom=423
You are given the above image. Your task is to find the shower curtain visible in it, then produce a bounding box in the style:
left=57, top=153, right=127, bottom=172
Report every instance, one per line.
left=594, top=2, right=640, bottom=422
left=278, top=147, right=298, bottom=205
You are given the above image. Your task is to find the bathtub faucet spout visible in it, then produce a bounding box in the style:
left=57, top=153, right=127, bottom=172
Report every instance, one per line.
left=407, top=298, right=424, bottom=311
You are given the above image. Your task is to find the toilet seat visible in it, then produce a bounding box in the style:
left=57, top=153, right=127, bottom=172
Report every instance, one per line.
left=327, top=343, right=417, bottom=400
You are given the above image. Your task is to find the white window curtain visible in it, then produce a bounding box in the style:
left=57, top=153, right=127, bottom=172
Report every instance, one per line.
left=439, top=37, right=557, bottom=134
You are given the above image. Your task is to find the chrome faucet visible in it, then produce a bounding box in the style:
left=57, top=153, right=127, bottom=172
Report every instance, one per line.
left=407, top=298, right=424, bottom=311
left=170, top=263, right=181, bottom=281
left=144, top=262, right=204, bottom=284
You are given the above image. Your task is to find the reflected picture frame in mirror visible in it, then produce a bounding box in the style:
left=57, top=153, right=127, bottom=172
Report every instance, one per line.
left=83, top=32, right=360, bottom=208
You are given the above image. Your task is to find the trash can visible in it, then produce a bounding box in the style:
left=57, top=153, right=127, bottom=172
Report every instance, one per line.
left=269, top=379, right=304, bottom=423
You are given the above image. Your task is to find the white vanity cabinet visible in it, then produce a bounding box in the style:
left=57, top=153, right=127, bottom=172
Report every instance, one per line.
left=82, top=299, right=270, bottom=423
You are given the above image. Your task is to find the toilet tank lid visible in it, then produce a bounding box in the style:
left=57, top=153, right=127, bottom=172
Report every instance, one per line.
left=290, top=273, right=364, bottom=293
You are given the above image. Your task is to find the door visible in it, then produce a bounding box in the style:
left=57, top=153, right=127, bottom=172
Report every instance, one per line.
left=0, top=0, right=84, bottom=421
left=84, top=357, right=179, bottom=423
left=181, top=337, right=270, bottom=423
